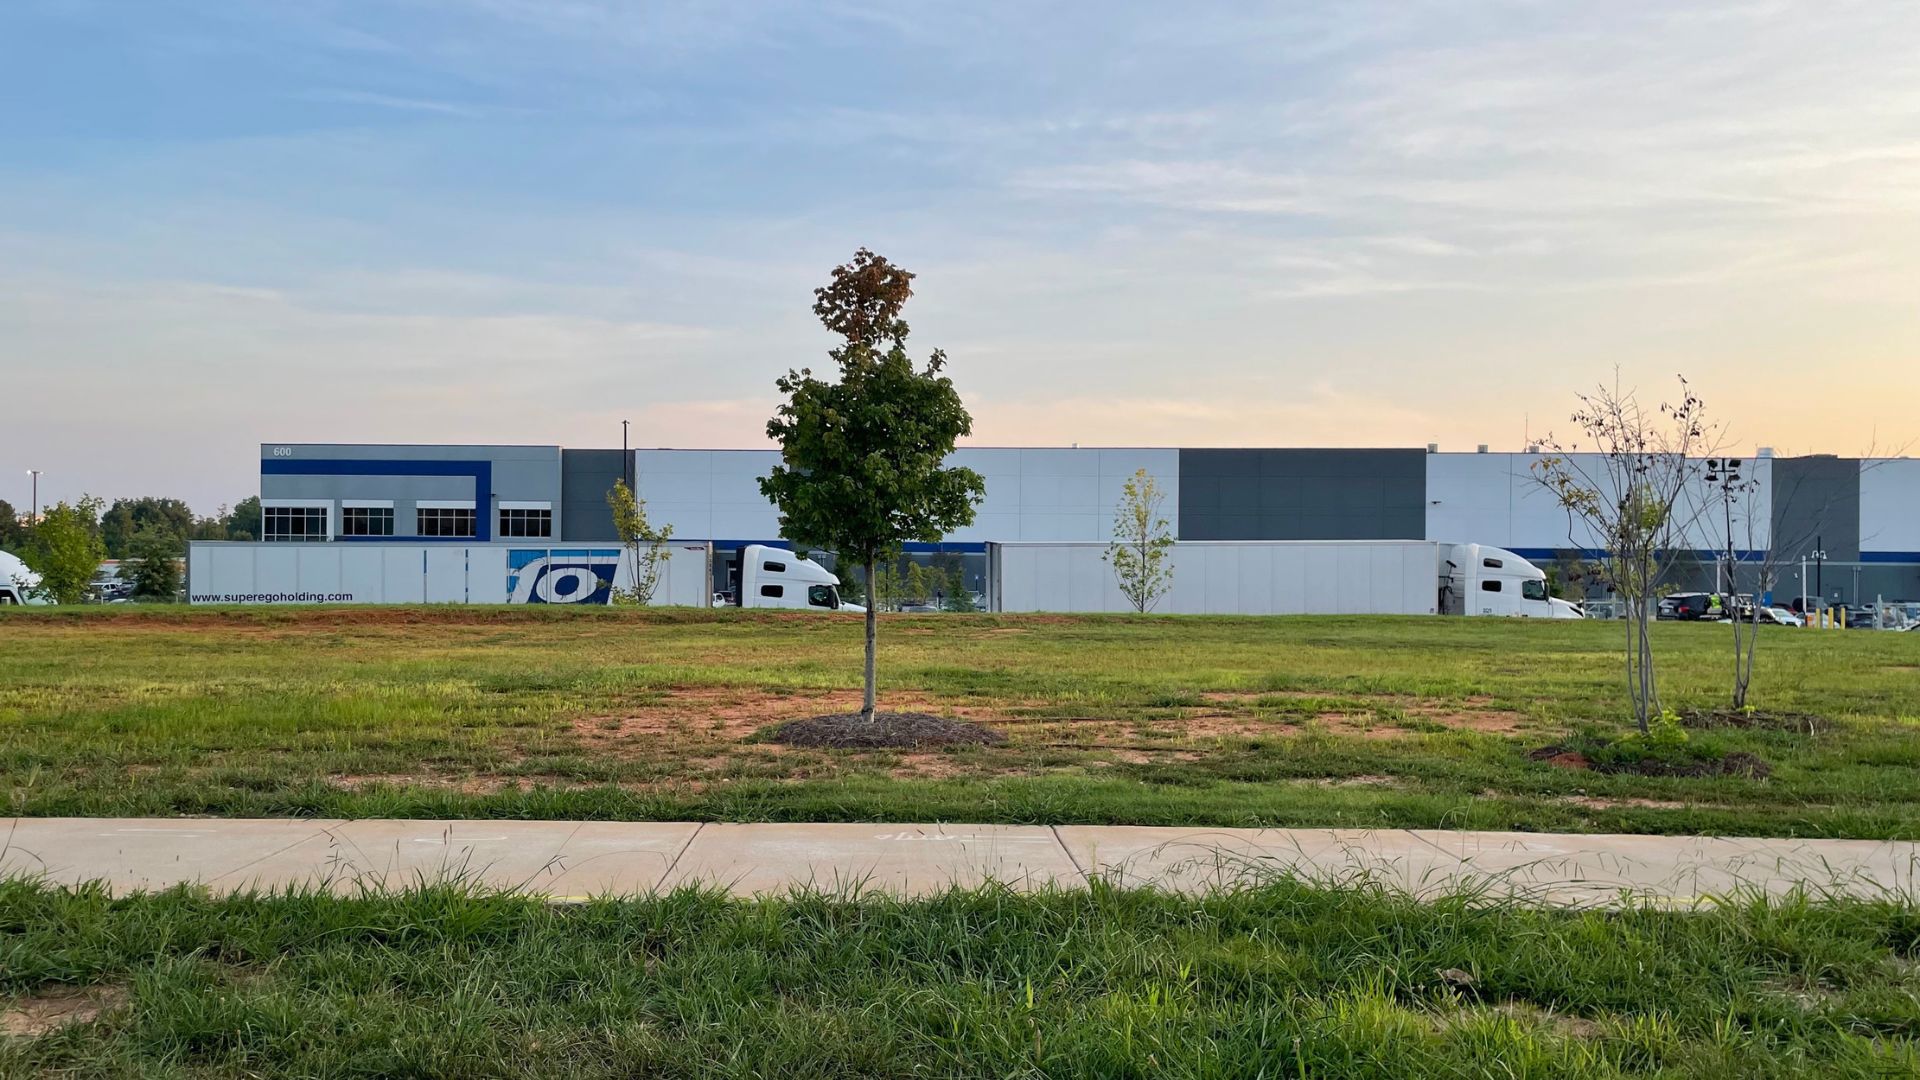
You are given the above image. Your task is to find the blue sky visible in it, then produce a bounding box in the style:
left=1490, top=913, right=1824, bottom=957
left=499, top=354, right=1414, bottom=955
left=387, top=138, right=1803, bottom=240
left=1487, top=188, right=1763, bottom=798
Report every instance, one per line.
left=4, top=0, right=1918, bottom=513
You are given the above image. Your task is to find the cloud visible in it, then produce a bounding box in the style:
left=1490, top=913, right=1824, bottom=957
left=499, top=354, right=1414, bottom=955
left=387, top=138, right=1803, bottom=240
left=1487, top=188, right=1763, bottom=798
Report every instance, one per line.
left=298, top=89, right=486, bottom=117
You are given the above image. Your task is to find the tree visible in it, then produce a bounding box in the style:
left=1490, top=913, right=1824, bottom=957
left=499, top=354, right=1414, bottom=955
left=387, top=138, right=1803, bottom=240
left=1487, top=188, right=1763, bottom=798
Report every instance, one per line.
left=122, top=526, right=184, bottom=600
left=1533, top=374, right=1722, bottom=732
left=871, top=561, right=905, bottom=612
left=943, top=564, right=976, bottom=612
left=0, top=498, right=23, bottom=551
left=100, top=497, right=194, bottom=559
left=760, top=249, right=985, bottom=720
left=1103, top=467, right=1176, bottom=613
left=23, top=497, right=107, bottom=604
left=225, top=497, right=262, bottom=542
left=1547, top=550, right=1596, bottom=602
left=607, top=479, right=674, bottom=605
left=1716, top=445, right=1911, bottom=711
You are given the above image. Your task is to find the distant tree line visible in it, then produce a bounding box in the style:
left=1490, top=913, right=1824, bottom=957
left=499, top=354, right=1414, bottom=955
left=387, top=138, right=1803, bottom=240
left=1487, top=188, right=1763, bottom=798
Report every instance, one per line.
left=2, top=495, right=261, bottom=603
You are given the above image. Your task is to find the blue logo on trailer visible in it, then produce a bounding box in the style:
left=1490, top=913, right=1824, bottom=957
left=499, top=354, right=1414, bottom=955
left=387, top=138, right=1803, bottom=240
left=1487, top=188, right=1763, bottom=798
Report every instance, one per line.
left=507, top=549, right=621, bottom=604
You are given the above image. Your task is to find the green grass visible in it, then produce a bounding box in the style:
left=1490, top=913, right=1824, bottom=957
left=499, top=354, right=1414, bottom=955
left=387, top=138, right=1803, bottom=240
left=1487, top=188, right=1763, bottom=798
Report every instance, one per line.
left=1, top=606, right=1917, bottom=836
left=1, top=877, right=1916, bottom=1077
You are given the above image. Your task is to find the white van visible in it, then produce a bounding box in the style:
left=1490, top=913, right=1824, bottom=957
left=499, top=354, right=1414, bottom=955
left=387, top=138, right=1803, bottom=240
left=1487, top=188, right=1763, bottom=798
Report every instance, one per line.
left=725, top=545, right=861, bottom=612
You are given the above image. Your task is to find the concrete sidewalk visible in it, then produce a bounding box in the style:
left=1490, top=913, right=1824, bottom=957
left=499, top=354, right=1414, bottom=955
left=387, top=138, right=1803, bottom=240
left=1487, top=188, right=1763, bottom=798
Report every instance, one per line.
left=1, top=818, right=1914, bottom=906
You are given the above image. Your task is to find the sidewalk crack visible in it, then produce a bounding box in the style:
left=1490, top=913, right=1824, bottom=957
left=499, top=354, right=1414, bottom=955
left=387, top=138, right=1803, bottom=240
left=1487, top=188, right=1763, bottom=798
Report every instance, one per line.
left=1050, top=825, right=1088, bottom=880
left=655, top=822, right=705, bottom=893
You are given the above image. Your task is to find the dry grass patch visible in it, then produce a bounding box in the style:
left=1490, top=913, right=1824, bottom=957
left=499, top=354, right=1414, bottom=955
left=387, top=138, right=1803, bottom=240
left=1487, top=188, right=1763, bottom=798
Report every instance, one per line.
left=1558, top=795, right=1697, bottom=811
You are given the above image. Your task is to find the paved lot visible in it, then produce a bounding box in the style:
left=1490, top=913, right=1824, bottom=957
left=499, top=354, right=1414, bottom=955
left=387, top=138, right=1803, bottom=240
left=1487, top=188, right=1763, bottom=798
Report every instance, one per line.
left=1, top=818, right=1914, bottom=905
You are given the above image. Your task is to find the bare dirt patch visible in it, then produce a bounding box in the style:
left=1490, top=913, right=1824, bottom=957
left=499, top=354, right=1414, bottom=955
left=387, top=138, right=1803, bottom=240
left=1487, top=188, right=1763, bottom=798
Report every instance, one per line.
left=1308, top=774, right=1402, bottom=788
left=1199, top=692, right=1528, bottom=737
left=1559, top=795, right=1696, bottom=811
left=768, top=712, right=1007, bottom=749
left=1490, top=1002, right=1603, bottom=1039
left=1182, top=713, right=1303, bottom=739
left=573, top=688, right=1018, bottom=751
left=1406, top=698, right=1529, bottom=735
left=2, top=984, right=128, bottom=1039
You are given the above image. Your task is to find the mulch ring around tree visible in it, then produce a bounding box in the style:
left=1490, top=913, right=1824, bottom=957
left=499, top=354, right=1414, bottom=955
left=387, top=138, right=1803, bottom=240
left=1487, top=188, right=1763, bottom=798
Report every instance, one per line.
left=767, top=712, right=1009, bottom=749
left=1527, top=746, right=1773, bottom=780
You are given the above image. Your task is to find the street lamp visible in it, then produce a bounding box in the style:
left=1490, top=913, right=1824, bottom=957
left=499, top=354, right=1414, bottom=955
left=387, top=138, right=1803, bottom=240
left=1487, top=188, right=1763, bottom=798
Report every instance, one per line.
left=27, top=469, right=41, bottom=524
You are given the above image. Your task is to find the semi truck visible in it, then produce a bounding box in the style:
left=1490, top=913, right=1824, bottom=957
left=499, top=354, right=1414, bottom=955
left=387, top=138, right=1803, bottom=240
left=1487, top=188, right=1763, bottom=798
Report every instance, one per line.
left=0, top=551, right=43, bottom=605
left=721, top=544, right=861, bottom=611
left=987, top=540, right=1583, bottom=618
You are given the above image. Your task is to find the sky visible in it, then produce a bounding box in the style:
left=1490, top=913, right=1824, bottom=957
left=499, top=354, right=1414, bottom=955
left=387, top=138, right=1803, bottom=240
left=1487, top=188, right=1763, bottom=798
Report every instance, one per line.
left=2, top=0, right=1918, bottom=515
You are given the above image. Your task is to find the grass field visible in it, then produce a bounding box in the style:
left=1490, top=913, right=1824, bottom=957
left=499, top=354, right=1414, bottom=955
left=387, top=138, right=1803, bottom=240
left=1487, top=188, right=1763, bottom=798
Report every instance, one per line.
left=0, top=607, right=1916, bottom=837
left=2, top=878, right=1917, bottom=1077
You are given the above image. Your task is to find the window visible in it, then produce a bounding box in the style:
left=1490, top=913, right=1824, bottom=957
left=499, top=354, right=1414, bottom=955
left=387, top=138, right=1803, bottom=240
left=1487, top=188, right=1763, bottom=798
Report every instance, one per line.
left=1522, top=580, right=1548, bottom=602
left=339, top=506, right=394, bottom=537
left=807, top=585, right=837, bottom=609
left=499, top=508, right=551, bottom=538
left=760, top=584, right=784, bottom=598
left=263, top=505, right=328, bottom=542
left=1481, top=579, right=1503, bottom=593
left=1482, top=557, right=1504, bottom=569
left=418, top=507, right=475, bottom=537
left=763, top=560, right=787, bottom=573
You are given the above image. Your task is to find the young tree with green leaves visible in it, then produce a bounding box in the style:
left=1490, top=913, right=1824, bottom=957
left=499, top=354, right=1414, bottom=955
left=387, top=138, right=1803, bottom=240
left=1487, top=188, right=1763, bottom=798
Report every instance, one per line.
left=24, top=497, right=107, bottom=605
left=943, top=565, right=976, bottom=612
left=1104, top=468, right=1176, bottom=613
left=122, top=526, right=184, bottom=600
left=760, top=249, right=985, bottom=720
left=607, top=479, right=674, bottom=605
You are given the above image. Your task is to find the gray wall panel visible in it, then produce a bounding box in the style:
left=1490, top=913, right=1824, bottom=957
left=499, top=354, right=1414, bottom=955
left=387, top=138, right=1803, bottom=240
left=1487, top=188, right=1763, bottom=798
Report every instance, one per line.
left=1771, top=456, right=1860, bottom=562
left=1179, top=449, right=1426, bottom=541
left=561, top=449, right=625, bottom=542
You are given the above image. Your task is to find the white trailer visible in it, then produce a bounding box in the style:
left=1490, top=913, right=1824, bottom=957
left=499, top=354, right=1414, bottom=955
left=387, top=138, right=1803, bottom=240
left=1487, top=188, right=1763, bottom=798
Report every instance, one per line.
left=186, top=541, right=714, bottom=606
left=987, top=540, right=1582, bottom=618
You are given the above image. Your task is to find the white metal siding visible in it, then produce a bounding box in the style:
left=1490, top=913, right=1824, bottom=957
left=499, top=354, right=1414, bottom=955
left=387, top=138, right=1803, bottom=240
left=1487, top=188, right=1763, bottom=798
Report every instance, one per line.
left=1860, top=459, right=1920, bottom=555
left=989, top=541, right=1437, bottom=615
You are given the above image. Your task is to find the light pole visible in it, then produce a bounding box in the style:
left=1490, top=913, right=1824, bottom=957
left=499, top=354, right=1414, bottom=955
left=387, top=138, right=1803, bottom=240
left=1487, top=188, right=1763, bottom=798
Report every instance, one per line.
left=1812, top=535, right=1826, bottom=604
left=1703, top=457, right=1743, bottom=607
left=621, top=420, right=632, bottom=492
left=27, top=469, right=41, bottom=524
left=1807, top=541, right=1827, bottom=622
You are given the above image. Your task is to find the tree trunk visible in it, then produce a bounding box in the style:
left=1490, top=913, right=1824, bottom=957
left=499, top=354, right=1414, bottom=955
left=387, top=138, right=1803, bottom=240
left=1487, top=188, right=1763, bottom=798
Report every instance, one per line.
left=863, top=557, right=878, bottom=722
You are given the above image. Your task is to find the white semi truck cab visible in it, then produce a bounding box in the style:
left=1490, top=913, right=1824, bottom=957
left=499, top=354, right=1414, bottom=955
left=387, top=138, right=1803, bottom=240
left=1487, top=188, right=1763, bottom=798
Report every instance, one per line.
left=1440, top=543, right=1583, bottom=619
left=725, top=545, right=860, bottom=611
left=0, top=551, right=44, bottom=606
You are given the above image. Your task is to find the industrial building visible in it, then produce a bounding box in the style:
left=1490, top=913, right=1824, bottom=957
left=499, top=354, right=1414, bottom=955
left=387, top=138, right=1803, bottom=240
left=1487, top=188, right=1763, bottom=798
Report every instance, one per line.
left=231, top=442, right=1920, bottom=608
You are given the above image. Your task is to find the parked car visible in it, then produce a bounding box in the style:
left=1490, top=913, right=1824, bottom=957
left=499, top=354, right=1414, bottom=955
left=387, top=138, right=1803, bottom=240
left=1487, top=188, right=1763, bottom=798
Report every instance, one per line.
left=1657, top=593, right=1715, bottom=620
left=1758, top=607, right=1803, bottom=627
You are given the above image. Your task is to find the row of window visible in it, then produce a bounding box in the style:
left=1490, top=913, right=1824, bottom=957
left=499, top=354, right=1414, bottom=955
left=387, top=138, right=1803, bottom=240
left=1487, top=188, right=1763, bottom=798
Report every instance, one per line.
left=263, top=506, right=551, bottom=541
